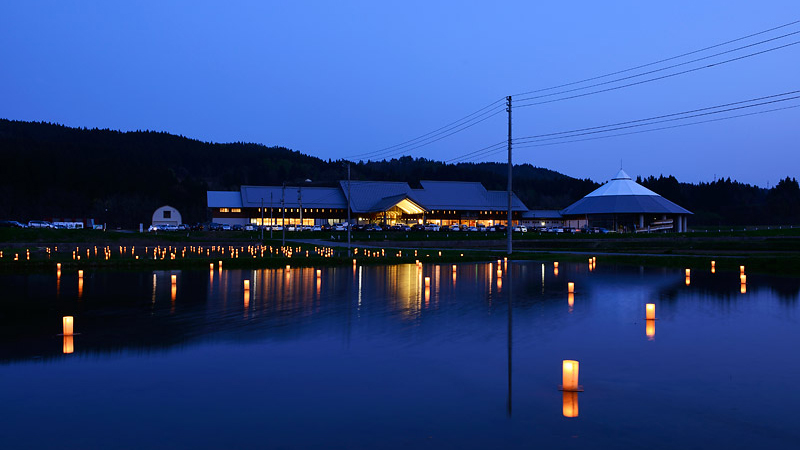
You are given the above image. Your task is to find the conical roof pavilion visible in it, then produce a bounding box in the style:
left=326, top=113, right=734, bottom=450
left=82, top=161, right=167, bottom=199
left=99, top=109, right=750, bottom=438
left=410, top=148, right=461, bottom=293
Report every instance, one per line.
left=561, top=169, right=692, bottom=215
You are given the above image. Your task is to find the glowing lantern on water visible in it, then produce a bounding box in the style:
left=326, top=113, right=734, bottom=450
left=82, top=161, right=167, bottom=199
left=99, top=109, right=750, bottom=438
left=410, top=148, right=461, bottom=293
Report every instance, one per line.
left=425, top=277, right=431, bottom=287
left=562, top=391, right=578, bottom=418
left=741, top=283, right=747, bottom=294
left=63, top=336, right=74, bottom=354
left=286, top=265, right=291, bottom=270
left=452, top=265, right=457, bottom=272
left=554, top=261, right=559, bottom=268
left=210, top=263, right=214, bottom=270
left=646, top=303, right=656, bottom=320
left=568, top=282, right=574, bottom=293
left=317, top=269, right=321, bottom=278
left=171, top=275, right=177, bottom=285
left=57, top=263, right=61, bottom=270
left=244, top=280, right=250, bottom=290
left=740, top=274, right=747, bottom=284
left=646, top=319, right=656, bottom=340
left=711, top=260, right=715, bottom=270
left=685, top=269, right=691, bottom=277
left=78, top=270, right=84, bottom=278
left=62, top=316, right=74, bottom=336
left=740, top=265, right=745, bottom=275
left=561, top=360, right=582, bottom=391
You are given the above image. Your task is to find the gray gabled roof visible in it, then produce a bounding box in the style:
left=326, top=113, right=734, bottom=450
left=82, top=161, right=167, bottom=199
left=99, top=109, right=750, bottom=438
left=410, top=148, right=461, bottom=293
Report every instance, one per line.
left=338, top=180, right=426, bottom=213
left=207, top=191, right=243, bottom=208
left=561, top=169, right=692, bottom=216
left=414, top=180, right=528, bottom=211
left=522, top=209, right=563, bottom=219
left=239, top=186, right=346, bottom=209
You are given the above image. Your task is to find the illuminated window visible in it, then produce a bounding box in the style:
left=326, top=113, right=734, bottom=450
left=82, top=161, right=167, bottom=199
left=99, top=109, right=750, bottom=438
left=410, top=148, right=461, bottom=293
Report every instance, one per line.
left=231, top=208, right=241, bottom=213
left=219, top=208, right=230, bottom=213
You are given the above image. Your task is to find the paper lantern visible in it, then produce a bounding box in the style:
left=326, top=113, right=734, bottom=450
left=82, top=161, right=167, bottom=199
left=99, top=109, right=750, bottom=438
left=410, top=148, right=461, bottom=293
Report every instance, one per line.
left=685, top=268, right=690, bottom=277
left=561, top=360, right=582, bottom=391
left=57, top=263, right=61, bottom=270
left=711, top=260, right=715, bottom=269
left=425, top=277, right=430, bottom=287
left=244, top=280, right=250, bottom=290
left=646, top=303, right=656, bottom=320
left=554, top=261, right=559, bottom=268
left=78, top=270, right=84, bottom=278
left=562, top=391, right=578, bottom=418
left=62, top=316, right=74, bottom=336
left=316, top=269, right=321, bottom=278
left=568, top=282, right=574, bottom=293
left=171, top=274, right=177, bottom=285
left=740, top=265, right=745, bottom=274
left=210, top=263, right=214, bottom=270
left=452, top=264, right=457, bottom=272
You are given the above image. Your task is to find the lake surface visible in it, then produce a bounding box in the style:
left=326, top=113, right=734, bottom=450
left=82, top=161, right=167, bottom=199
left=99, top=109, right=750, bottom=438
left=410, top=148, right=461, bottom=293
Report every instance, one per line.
left=1, top=260, right=799, bottom=449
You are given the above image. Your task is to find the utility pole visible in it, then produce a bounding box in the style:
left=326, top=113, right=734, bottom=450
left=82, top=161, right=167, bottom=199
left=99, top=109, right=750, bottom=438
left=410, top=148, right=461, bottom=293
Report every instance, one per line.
left=281, top=183, right=286, bottom=247
left=507, top=95, right=513, bottom=255
left=346, top=162, right=352, bottom=256
left=298, top=186, right=303, bottom=230
left=270, top=193, right=273, bottom=239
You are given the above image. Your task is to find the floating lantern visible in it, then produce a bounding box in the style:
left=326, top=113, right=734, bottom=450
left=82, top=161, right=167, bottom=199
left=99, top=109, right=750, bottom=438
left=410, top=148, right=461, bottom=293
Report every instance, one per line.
left=646, top=319, right=656, bottom=340
left=210, top=263, right=214, bottom=270
left=63, top=336, right=74, bottom=354
left=316, top=269, right=321, bottom=278
left=646, top=303, right=656, bottom=320
left=286, top=265, right=290, bottom=270
left=740, top=274, right=747, bottom=284
left=568, top=282, right=574, bottom=293
left=562, top=391, right=579, bottom=418
left=425, top=277, right=431, bottom=287
left=685, top=269, right=691, bottom=277
left=711, top=260, right=716, bottom=270
left=452, top=264, right=457, bottom=272
left=554, top=261, right=559, bottom=268
left=78, top=270, right=84, bottom=278
left=57, top=263, right=61, bottom=270
left=740, top=265, right=745, bottom=274
left=561, top=360, right=582, bottom=391
left=62, top=316, right=74, bottom=336
left=171, top=274, right=177, bottom=285
left=244, top=280, right=250, bottom=290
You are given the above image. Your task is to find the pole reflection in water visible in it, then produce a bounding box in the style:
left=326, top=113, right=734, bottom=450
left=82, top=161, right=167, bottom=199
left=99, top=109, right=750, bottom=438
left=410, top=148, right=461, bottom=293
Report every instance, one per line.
left=507, top=263, right=512, bottom=417
left=62, top=335, right=74, bottom=354
left=646, top=319, right=656, bottom=341
left=562, top=391, right=578, bottom=418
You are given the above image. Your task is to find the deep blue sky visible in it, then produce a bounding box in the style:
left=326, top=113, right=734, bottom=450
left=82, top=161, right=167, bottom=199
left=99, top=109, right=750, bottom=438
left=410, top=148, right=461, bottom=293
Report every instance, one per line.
left=2, top=1, right=798, bottom=186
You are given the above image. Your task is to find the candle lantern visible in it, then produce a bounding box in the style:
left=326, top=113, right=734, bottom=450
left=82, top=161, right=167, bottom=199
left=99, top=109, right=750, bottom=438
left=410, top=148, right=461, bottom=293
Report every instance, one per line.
left=244, top=280, right=250, bottom=290
left=554, top=261, right=559, bottom=268
left=646, top=303, right=656, bottom=320
left=685, top=268, right=691, bottom=277
left=560, top=360, right=583, bottom=391
left=424, top=277, right=431, bottom=287
left=740, top=265, right=745, bottom=274
left=316, top=269, right=321, bottom=278
left=62, top=316, right=74, bottom=336
left=568, top=282, right=574, bottom=293
left=171, top=274, right=177, bottom=285
left=78, top=270, right=84, bottom=278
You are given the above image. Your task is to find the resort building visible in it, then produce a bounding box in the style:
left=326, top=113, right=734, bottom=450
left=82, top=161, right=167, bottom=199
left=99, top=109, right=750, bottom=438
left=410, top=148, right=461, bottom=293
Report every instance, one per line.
left=560, top=169, right=692, bottom=232
left=207, top=180, right=528, bottom=227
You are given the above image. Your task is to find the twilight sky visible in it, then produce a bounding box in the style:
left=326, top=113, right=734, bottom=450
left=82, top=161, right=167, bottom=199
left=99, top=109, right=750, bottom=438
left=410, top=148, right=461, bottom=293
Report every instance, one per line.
left=2, top=1, right=799, bottom=186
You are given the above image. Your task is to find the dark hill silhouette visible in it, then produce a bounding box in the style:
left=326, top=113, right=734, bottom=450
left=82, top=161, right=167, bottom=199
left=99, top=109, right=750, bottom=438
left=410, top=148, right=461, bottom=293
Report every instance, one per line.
left=1, top=119, right=797, bottom=227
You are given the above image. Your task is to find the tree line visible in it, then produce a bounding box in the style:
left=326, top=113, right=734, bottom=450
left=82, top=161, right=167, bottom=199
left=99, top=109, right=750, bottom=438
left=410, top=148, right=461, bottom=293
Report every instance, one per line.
left=1, top=119, right=797, bottom=227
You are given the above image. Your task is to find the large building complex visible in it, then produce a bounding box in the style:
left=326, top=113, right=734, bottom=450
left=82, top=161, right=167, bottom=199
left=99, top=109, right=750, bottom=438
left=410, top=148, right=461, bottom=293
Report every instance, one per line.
left=207, top=170, right=692, bottom=232
left=208, top=180, right=528, bottom=227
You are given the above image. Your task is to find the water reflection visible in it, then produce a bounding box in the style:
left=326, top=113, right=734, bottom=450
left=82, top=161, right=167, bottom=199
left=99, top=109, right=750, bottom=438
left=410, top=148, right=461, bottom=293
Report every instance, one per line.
left=562, top=391, right=578, bottom=418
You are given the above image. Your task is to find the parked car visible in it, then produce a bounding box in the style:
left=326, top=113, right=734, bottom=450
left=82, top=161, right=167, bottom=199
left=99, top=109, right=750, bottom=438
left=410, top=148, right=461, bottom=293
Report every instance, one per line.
left=0, top=220, right=26, bottom=228
left=364, top=224, right=382, bottom=231
left=243, top=224, right=256, bottom=231
left=28, top=220, right=54, bottom=228
left=513, top=225, right=528, bottom=232
left=221, top=224, right=232, bottom=231
left=468, top=226, right=478, bottom=232
left=411, top=224, right=425, bottom=231
left=312, top=225, right=322, bottom=231
left=423, top=224, right=440, bottom=231
left=333, top=224, right=346, bottom=231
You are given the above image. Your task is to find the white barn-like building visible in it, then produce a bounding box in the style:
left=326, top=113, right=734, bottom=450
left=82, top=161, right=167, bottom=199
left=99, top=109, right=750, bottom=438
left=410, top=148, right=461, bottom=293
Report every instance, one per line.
left=152, top=205, right=182, bottom=226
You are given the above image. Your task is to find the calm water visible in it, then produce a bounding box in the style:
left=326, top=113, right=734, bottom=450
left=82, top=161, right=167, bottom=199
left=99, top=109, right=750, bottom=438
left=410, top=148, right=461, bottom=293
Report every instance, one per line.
left=1, top=261, right=799, bottom=449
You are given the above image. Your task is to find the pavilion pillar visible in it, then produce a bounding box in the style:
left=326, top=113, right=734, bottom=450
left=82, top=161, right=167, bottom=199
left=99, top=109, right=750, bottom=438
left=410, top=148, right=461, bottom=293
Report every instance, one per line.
left=677, top=215, right=683, bottom=232
left=639, top=214, right=644, bottom=229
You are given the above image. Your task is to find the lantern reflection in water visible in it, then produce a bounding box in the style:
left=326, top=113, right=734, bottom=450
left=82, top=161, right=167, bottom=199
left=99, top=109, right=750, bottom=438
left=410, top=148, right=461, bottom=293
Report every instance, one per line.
left=685, top=276, right=691, bottom=286
left=740, top=274, right=747, bottom=284
left=646, top=319, right=656, bottom=340
left=568, top=293, right=574, bottom=312
left=171, top=284, right=177, bottom=301
left=560, top=360, right=582, bottom=391
left=244, top=289, right=250, bottom=309
left=62, top=316, right=74, bottom=336
left=554, top=267, right=559, bottom=277
left=63, top=336, right=74, bottom=354
left=78, top=278, right=83, bottom=298
left=741, top=283, right=747, bottom=294
left=562, top=391, right=578, bottom=418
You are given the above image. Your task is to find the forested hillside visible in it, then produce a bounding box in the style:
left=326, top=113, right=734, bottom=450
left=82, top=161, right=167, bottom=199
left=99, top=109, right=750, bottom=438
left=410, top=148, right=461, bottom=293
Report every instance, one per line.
left=1, top=119, right=798, bottom=227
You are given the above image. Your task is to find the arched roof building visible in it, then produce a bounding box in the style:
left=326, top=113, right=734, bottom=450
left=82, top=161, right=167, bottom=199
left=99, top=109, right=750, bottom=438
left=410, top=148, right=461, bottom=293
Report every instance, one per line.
left=561, top=169, right=692, bottom=232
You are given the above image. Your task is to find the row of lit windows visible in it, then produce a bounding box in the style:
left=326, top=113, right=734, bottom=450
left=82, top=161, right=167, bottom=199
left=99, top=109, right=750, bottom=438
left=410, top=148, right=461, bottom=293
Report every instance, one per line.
left=218, top=208, right=241, bottom=213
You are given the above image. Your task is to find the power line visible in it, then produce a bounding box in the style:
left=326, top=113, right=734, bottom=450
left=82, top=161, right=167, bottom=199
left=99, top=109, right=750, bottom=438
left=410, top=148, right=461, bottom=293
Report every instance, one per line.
left=514, top=90, right=800, bottom=142
left=513, top=40, right=800, bottom=109
left=347, top=97, right=505, bottom=160
left=445, top=140, right=507, bottom=164
left=511, top=20, right=800, bottom=97
left=464, top=103, right=800, bottom=162
left=513, top=30, right=800, bottom=104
